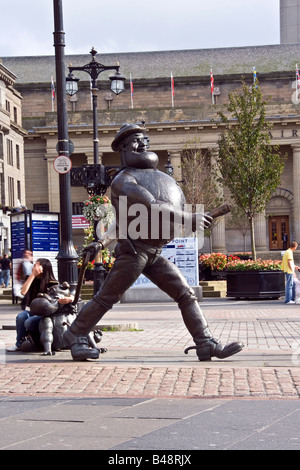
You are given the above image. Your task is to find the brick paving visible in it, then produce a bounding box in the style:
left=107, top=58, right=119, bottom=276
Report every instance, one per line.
left=0, top=298, right=300, bottom=399
left=0, top=363, right=299, bottom=399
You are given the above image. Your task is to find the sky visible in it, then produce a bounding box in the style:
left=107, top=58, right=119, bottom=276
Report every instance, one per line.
left=1, top=0, right=280, bottom=57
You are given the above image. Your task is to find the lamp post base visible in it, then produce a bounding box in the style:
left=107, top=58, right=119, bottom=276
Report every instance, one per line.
left=93, top=262, right=106, bottom=295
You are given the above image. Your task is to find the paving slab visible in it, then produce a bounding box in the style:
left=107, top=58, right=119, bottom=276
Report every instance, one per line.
left=0, top=396, right=299, bottom=451
left=0, top=297, right=299, bottom=450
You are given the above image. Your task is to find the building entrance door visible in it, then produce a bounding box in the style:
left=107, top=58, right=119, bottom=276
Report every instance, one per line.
left=268, top=216, right=289, bottom=250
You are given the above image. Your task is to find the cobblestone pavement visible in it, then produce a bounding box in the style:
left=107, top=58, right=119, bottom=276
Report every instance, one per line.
left=0, top=298, right=300, bottom=399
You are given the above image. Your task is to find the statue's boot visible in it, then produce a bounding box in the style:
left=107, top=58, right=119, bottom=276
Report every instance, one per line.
left=180, top=299, right=244, bottom=361
left=63, top=299, right=107, bottom=361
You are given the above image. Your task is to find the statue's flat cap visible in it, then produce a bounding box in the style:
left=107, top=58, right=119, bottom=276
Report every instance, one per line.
left=111, top=123, right=146, bottom=151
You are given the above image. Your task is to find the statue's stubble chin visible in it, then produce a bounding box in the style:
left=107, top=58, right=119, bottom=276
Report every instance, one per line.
left=123, top=151, right=159, bottom=169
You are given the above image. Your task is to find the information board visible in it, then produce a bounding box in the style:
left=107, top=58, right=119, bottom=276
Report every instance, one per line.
left=11, top=213, right=26, bottom=259
left=10, top=211, right=60, bottom=282
left=31, top=213, right=60, bottom=278
left=131, top=237, right=199, bottom=289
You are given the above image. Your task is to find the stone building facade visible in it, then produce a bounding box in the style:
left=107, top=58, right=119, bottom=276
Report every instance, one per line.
left=2, top=43, right=300, bottom=254
left=0, top=60, right=27, bottom=254
left=280, top=0, right=300, bottom=44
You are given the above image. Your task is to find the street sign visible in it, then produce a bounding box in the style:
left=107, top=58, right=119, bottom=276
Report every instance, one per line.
left=53, top=155, right=72, bottom=174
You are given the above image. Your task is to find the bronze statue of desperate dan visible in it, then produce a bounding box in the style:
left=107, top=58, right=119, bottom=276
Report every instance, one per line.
left=64, top=123, right=244, bottom=361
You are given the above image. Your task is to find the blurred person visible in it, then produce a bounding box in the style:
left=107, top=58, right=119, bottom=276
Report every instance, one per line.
left=0, top=253, right=11, bottom=288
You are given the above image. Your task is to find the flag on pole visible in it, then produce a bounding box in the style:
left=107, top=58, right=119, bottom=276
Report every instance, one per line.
left=51, top=76, right=55, bottom=111
left=210, top=69, right=214, bottom=104
left=253, top=66, right=257, bottom=88
left=171, top=71, right=175, bottom=107
left=130, top=73, right=134, bottom=109
left=296, top=64, right=300, bottom=89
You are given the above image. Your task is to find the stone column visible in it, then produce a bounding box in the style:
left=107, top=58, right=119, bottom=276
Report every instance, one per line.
left=211, top=149, right=227, bottom=252
left=212, top=217, right=227, bottom=252
left=86, top=152, right=94, bottom=165
left=292, top=145, right=300, bottom=242
left=46, top=154, right=60, bottom=212
left=254, top=211, right=268, bottom=251
left=167, top=150, right=182, bottom=181
left=86, top=152, right=103, bottom=165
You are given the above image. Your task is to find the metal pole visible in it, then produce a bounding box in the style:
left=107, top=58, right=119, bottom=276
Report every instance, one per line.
left=53, top=0, right=78, bottom=294
left=90, top=83, right=106, bottom=294
left=91, top=86, right=99, bottom=165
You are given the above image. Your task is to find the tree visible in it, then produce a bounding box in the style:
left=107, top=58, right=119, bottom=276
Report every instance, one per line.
left=227, top=205, right=250, bottom=252
left=214, top=80, right=285, bottom=260
left=180, top=137, right=223, bottom=251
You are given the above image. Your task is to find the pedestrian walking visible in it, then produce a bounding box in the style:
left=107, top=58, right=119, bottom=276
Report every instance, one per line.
left=282, top=241, right=299, bottom=304
left=0, top=253, right=11, bottom=288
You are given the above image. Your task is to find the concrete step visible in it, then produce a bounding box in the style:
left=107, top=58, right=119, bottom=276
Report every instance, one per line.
left=0, top=288, right=13, bottom=302
left=80, top=284, right=94, bottom=300
left=199, top=280, right=227, bottom=298
left=200, top=281, right=227, bottom=288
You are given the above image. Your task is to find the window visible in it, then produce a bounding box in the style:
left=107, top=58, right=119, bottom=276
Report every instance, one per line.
left=6, top=139, right=13, bottom=166
left=0, top=134, right=3, bottom=160
left=13, top=106, right=17, bottom=123
left=5, top=100, right=10, bottom=114
left=0, top=173, right=4, bottom=205
left=16, top=144, right=20, bottom=169
left=72, top=202, right=84, bottom=215
left=8, top=177, right=14, bottom=207
left=33, top=203, right=49, bottom=212
left=17, top=180, right=21, bottom=201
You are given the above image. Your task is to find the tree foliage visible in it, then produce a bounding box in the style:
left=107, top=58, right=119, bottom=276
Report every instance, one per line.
left=214, top=80, right=285, bottom=259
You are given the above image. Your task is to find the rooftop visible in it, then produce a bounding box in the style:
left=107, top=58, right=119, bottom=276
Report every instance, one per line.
left=1, top=43, right=300, bottom=84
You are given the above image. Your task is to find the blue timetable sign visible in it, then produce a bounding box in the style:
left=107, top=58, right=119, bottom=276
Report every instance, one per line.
left=10, top=211, right=60, bottom=266
left=10, top=211, right=60, bottom=295
left=11, top=213, right=26, bottom=259
left=31, top=219, right=59, bottom=251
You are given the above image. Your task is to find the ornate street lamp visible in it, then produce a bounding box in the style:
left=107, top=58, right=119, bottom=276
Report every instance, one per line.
left=165, top=152, right=174, bottom=176
left=65, top=72, right=79, bottom=96
left=66, top=48, right=125, bottom=169
left=66, top=48, right=125, bottom=293
left=110, top=70, right=126, bottom=96
left=66, top=48, right=125, bottom=193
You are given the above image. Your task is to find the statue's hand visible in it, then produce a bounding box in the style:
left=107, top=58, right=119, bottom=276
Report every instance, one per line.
left=203, top=213, right=213, bottom=229
left=82, top=242, right=103, bottom=262
left=192, top=213, right=213, bottom=231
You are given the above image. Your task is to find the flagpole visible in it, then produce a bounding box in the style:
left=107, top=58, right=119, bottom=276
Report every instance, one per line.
left=171, top=71, right=174, bottom=108
left=51, top=76, right=55, bottom=111
left=253, top=66, right=257, bottom=88
left=130, top=73, right=134, bottom=109
left=296, top=64, right=300, bottom=104
left=210, top=69, right=214, bottom=105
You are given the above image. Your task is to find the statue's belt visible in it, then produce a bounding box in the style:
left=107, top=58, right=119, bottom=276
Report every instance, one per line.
left=119, top=238, right=163, bottom=256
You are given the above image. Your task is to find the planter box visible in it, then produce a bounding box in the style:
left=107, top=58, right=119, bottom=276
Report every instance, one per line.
left=199, top=266, right=226, bottom=281
left=226, top=270, right=285, bottom=299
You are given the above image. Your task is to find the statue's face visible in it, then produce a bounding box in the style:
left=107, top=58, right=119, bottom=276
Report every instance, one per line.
left=121, top=132, right=158, bottom=169
left=124, top=132, right=146, bottom=153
